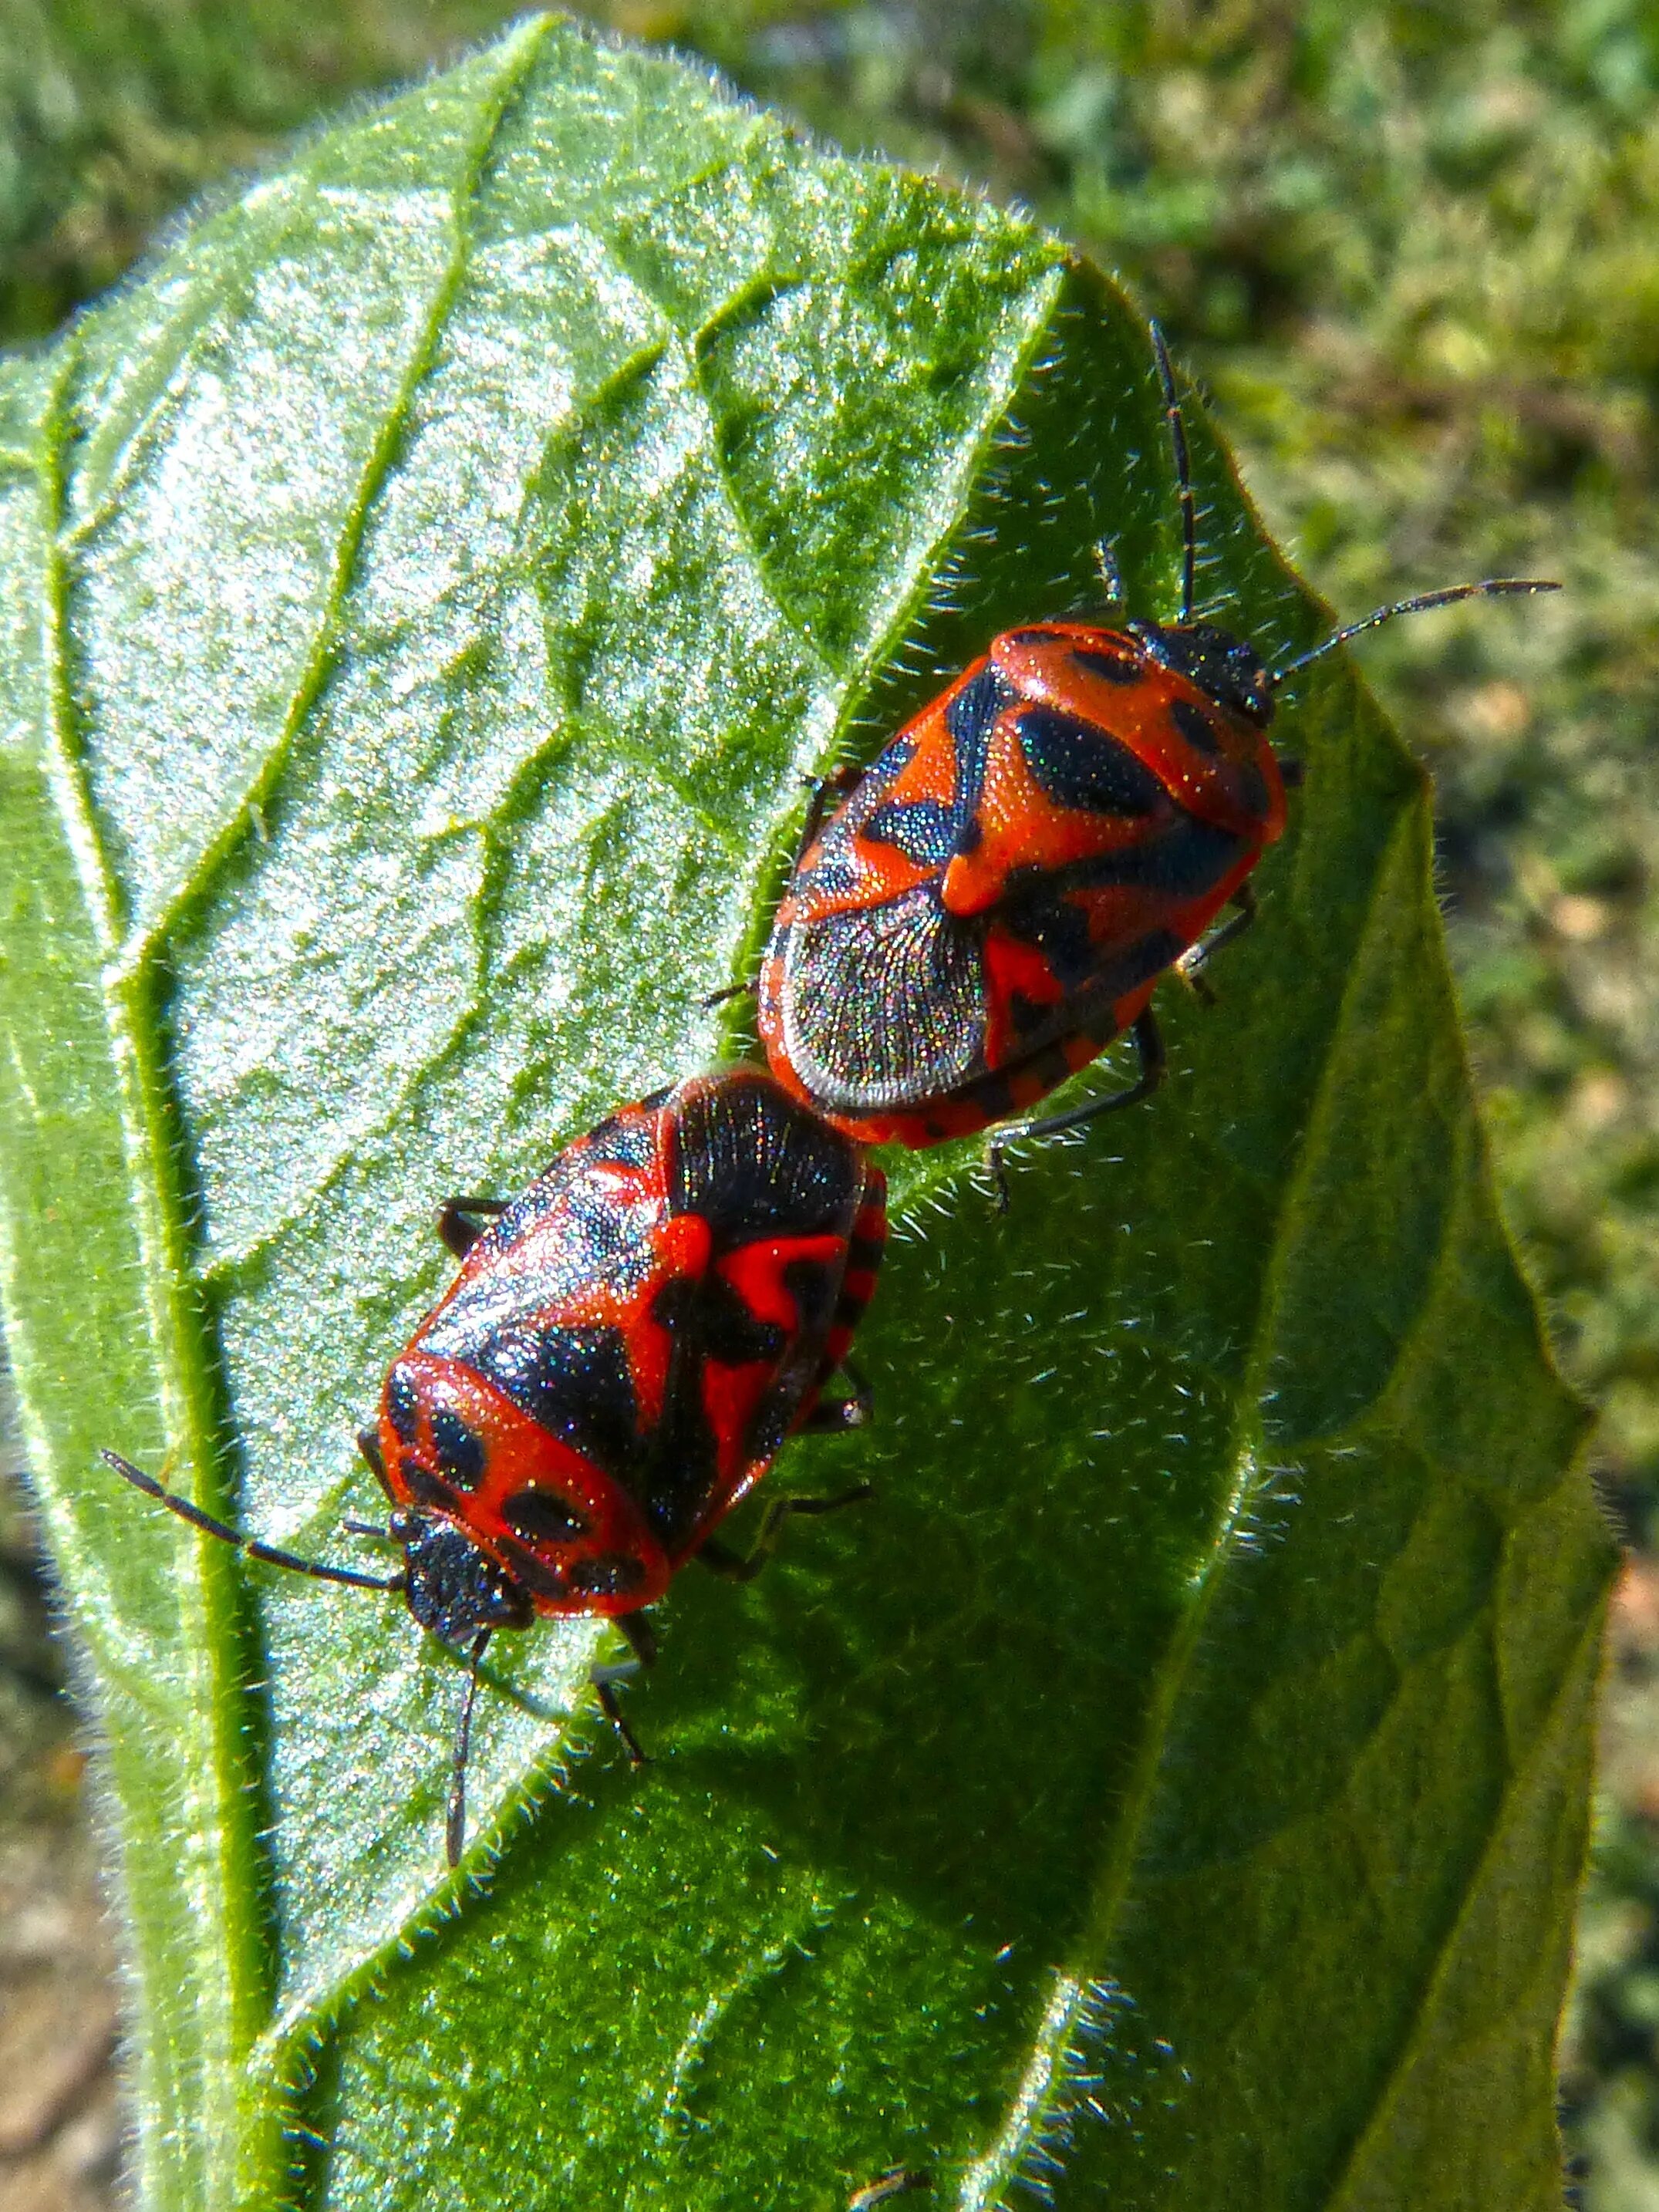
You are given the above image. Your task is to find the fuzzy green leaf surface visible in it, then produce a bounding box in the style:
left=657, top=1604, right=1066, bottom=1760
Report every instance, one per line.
left=0, top=16, right=1612, bottom=2210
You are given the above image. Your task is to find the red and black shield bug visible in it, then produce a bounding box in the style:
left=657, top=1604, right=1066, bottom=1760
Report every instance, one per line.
left=755, top=322, right=1556, bottom=1182
left=104, top=1068, right=886, bottom=1866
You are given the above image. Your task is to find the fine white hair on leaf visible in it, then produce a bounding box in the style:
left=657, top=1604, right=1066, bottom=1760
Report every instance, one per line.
left=956, top=1971, right=1145, bottom=2210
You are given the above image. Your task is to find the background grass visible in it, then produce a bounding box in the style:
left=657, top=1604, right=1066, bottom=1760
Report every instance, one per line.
left=0, top=2, right=1651, bottom=2204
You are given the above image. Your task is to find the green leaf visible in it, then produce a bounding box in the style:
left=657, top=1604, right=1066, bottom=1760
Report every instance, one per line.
left=0, top=16, right=1612, bottom=2210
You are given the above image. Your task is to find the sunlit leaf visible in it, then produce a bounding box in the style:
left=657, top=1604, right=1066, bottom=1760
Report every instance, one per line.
left=0, top=18, right=1610, bottom=2209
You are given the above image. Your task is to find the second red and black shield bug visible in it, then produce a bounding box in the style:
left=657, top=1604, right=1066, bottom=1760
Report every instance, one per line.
left=104, top=1068, right=886, bottom=1866
left=755, top=322, right=1556, bottom=1178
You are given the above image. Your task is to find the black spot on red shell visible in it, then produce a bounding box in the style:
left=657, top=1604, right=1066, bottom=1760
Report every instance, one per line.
left=862, top=795, right=963, bottom=865
left=651, top=1273, right=785, bottom=1368
left=671, top=1077, right=860, bottom=1247
left=1169, top=697, right=1224, bottom=757
left=569, top=1553, right=647, bottom=1597
left=432, top=1407, right=487, bottom=1492
left=1017, top=706, right=1166, bottom=818
left=386, top=1365, right=420, bottom=1445
left=1233, top=762, right=1271, bottom=820
left=582, top=1111, right=658, bottom=1168
left=946, top=663, right=1011, bottom=748
left=846, top=1232, right=886, bottom=1276
left=793, top=842, right=862, bottom=902
left=996, top=882, right=1096, bottom=990
left=1070, top=646, right=1143, bottom=685
left=400, top=1461, right=454, bottom=1512
left=970, top=1071, right=1017, bottom=1120
left=502, top=1489, right=592, bottom=1546
left=784, top=1254, right=839, bottom=1339
left=633, top=1266, right=797, bottom=1556
left=1027, top=1041, right=1074, bottom=1090
left=943, top=665, right=1008, bottom=826
left=860, top=672, right=1005, bottom=869
left=1007, top=814, right=1246, bottom=902
left=469, top=1325, right=640, bottom=1480
left=1018, top=929, right=1185, bottom=1026
left=495, top=1538, right=571, bottom=1602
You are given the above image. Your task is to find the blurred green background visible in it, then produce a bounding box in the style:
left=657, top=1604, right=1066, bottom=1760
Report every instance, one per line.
left=0, top=3, right=1651, bottom=2205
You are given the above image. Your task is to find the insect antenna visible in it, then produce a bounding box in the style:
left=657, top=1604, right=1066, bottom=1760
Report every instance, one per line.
left=1148, top=321, right=1196, bottom=624
left=1271, top=578, right=1560, bottom=685
left=101, top=1449, right=402, bottom=1593
left=446, top=1628, right=492, bottom=1869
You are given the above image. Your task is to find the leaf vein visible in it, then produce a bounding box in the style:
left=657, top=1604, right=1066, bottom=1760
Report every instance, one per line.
left=714, top=256, right=1068, bottom=1028
left=111, top=15, right=555, bottom=977
left=38, top=325, right=273, bottom=2206
left=1316, top=1589, right=1606, bottom=2211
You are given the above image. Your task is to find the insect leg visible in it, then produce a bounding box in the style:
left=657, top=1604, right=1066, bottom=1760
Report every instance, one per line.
left=435, top=1196, right=509, bottom=1260
left=985, top=1006, right=1167, bottom=1202
left=445, top=1627, right=492, bottom=1869
left=802, top=1361, right=873, bottom=1431
left=1175, top=882, right=1258, bottom=1000
left=593, top=1674, right=649, bottom=1769
left=696, top=1485, right=875, bottom=1584
left=615, top=1610, right=657, bottom=1667
left=794, top=762, right=862, bottom=863
left=587, top=1610, right=656, bottom=1767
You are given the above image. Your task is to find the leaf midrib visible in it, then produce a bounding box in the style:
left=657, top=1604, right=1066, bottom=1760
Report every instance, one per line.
left=38, top=319, right=267, bottom=2204
left=952, top=750, right=1421, bottom=2192
left=29, top=25, right=555, bottom=2209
